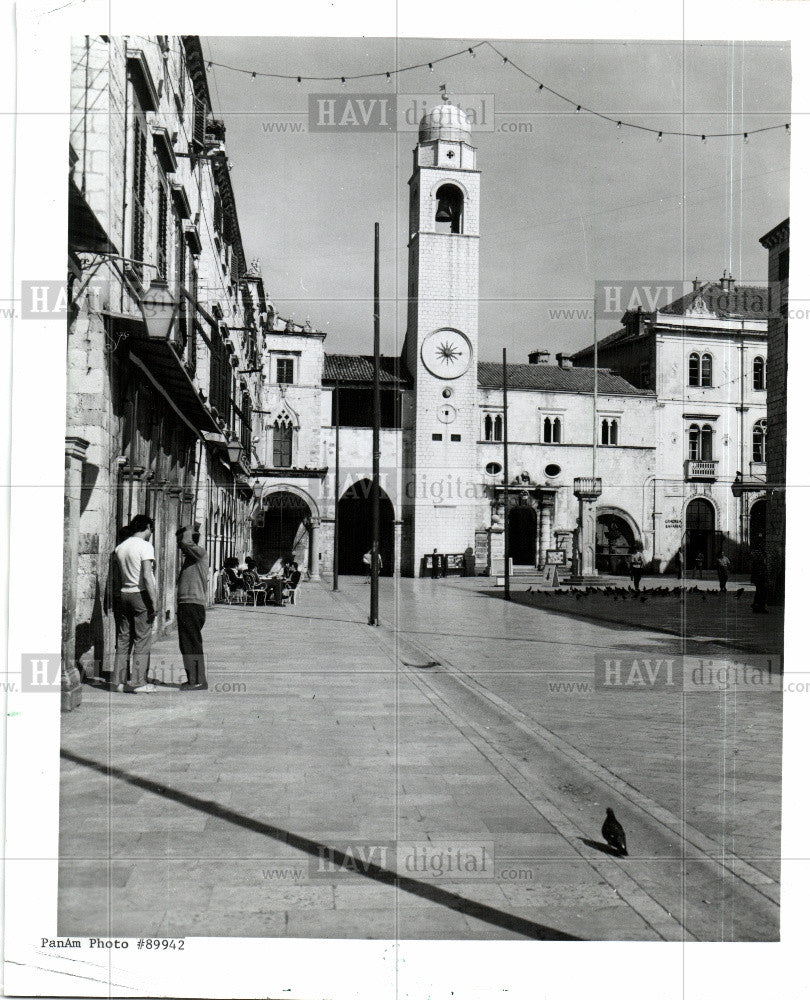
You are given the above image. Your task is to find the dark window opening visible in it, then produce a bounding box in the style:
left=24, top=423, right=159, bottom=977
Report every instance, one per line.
left=451, top=434, right=461, bottom=441
left=273, top=421, right=293, bottom=468
left=688, top=423, right=713, bottom=461
left=542, top=416, right=561, bottom=443
left=432, top=433, right=443, bottom=441
left=753, top=355, right=766, bottom=391
left=753, top=419, right=767, bottom=463
left=600, top=418, right=618, bottom=446
left=688, top=352, right=700, bottom=387
left=131, top=114, right=147, bottom=278
left=276, top=358, right=294, bottom=384
left=778, top=248, right=789, bottom=282
left=156, top=178, right=169, bottom=278
left=330, top=386, right=401, bottom=428
left=700, top=353, right=713, bottom=387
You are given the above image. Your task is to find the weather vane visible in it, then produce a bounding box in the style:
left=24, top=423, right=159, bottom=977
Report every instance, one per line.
left=439, top=83, right=450, bottom=102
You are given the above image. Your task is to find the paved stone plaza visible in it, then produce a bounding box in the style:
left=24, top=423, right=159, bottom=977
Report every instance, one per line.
left=59, top=578, right=782, bottom=941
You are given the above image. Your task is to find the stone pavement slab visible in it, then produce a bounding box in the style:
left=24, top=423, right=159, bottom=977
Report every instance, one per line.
left=57, top=576, right=781, bottom=941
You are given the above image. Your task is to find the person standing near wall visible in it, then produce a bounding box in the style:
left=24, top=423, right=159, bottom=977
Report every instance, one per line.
left=113, top=514, right=158, bottom=693
left=176, top=524, right=209, bottom=690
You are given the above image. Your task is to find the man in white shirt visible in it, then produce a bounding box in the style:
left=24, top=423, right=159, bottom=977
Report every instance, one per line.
left=113, top=514, right=158, bottom=693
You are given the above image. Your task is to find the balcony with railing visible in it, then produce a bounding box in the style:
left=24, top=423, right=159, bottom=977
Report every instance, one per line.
left=685, top=459, right=718, bottom=481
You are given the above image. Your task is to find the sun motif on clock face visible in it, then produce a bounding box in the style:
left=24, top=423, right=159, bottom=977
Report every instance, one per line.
left=421, top=328, right=472, bottom=380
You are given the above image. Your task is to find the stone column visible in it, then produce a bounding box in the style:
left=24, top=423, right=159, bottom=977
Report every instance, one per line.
left=571, top=477, right=602, bottom=584
left=537, top=491, right=555, bottom=566
left=63, top=436, right=89, bottom=712
left=394, top=519, right=403, bottom=577
left=489, top=500, right=506, bottom=575
left=308, top=518, right=321, bottom=580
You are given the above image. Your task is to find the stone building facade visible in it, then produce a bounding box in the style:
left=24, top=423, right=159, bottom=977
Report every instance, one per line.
left=66, top=35, right=267, bottom=680
left=760, top=218, right=789, bottom=604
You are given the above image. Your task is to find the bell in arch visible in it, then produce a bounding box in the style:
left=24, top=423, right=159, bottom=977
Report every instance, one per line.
left=435, top=193, right=454, bottom=222
left=434, top=183, right=463, bottom=234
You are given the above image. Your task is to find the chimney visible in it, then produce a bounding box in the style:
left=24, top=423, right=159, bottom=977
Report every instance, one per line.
left=692, top=277, right=701, bottom=292
left=719, top=270, right=735, bottom=293
left=528, top=349, right=550, bottom=365
left=556, top=352, right=573, bottom=369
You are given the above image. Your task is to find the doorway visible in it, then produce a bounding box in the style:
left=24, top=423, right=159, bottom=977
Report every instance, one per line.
left=337, top=479, right=395, bottom=575
left=749, top=498, right=767, bottom=547
left=252, top=492, right=311, bottom=573
left=507, top=505, right=538, bottom=566
left=684, top=498, right=716, bottom=570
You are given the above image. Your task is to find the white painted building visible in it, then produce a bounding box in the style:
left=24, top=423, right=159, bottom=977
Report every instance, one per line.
left=572, top=278, right=770, bottom=571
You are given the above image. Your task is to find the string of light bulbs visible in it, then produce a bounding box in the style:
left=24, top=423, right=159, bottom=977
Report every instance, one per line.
left=140, top=34, right=791, bottom=142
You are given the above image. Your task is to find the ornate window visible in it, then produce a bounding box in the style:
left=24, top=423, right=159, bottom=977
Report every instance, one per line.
left=484, top=412, right=503, bottom=442
left=600, top=418, right=619, bottom=446
left=542, top=416, right=562, bottom=444
left=688, top=352, right=713, bottom=387
left=688, top=423, right=713, bottom=461
left=272, top=416, right=293, bottom=468
left=753, top=355, right=766, bottom=391
left=753, top=419, right=767, bottom=463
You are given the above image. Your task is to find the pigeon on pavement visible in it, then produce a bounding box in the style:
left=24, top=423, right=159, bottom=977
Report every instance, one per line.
left=602, top=807, right=628, bottom=856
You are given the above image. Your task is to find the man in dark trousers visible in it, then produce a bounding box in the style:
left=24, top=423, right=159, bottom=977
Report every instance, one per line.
left=750, top=535, right=769, bottom=614
left=176, top=524, right=209, bottom=690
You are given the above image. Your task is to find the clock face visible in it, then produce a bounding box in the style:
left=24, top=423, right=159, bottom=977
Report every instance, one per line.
left=421, top=328, right=472, bottom=380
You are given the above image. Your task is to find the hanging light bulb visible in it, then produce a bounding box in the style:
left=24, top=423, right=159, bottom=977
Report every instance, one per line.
left=538, top=84, right=543, bottom=91
left=386, top=71, right=391, bottom=81
left=701, top=134, right=707, bottom=143
left=786, top=123, right=791, bottom=132
left=341, top=76, right=346, bottom=86
left=657, top=131, right=663, bottom=142
left=297, top=76, right=302, bottom=85
left=616, top=121, right=622, bottom=129
left=468, top=47, right=476, bottom=58
left=576, top=105, right=581, bottom=112
left=743, top=132, right=749, bottom=144
left=428, top=62, right=433, bottom=72
left=503, top=56, right=509, bottom=64
left=251, top=71, right=256, bottom=79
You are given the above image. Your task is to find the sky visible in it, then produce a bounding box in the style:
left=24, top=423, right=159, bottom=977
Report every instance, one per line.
left=201, top=37, right=791, bottom=361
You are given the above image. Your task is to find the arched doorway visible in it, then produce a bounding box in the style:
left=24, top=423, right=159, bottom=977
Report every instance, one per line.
left=253, top=491, right=311, bottom=573
left=596, top=513, right=636, bottom=574
left=507, top=505, right=537, bottom=566
left=685, top=498, right=716, bottom=571
left=337, top=479, right=395, bottom=575
left=749, top=498, right=767, bottom=547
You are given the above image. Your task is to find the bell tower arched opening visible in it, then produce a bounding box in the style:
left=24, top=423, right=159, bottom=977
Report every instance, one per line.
left=434, top=183, right=464, bottom=234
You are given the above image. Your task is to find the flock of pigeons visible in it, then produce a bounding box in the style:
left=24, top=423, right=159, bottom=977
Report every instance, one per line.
left=525, top=584, right=750, bottom=604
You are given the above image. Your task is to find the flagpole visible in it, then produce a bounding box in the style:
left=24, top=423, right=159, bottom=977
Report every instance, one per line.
left=369, top=222, right=381, bottom=626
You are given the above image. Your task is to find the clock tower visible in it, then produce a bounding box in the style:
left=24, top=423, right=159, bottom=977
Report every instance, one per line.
left=402, top=100, right=481, bottom=574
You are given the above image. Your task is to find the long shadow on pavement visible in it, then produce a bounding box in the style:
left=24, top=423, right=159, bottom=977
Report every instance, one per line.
left=476, top=588, right=782, bottom=658
left=61, top=749, right=579, bottom=942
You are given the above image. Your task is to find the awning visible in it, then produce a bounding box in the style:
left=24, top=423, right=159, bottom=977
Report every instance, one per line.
left=69, top=179, right=117, bottom=255
left=123, top=331, right=221, bottom=437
